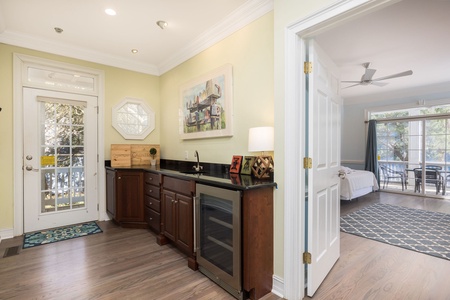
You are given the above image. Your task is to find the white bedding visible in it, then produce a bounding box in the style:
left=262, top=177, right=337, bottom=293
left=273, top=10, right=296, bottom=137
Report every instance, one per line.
left=340, top=169, right=379, bottom=200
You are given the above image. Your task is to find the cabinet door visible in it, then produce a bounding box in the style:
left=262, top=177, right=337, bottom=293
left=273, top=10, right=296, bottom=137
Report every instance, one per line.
left=176, top=193, right=193, bottom=255
left=106, top=169, right=116, bottom=217
left=162, top=190, right=176, bottom=242
left=116, top=171, right=144, bottom=222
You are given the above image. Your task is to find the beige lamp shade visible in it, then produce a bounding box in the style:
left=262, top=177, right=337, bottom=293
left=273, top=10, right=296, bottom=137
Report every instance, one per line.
left=248, top=126, right=274, bottom=178
left=248, top=127, right=274, bottom=152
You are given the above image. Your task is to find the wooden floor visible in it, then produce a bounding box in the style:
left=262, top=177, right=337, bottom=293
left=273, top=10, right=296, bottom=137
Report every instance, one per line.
left=1, top=191, right=450, bottom=299
left=309, top=191, right=450, bottom=300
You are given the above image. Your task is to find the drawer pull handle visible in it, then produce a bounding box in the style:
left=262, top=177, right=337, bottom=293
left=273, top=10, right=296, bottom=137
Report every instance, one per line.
left=149, top=202, right=152, bottom=205
left=149, top=218, right=152, bottom=220
left=149, top=189, right=153, bottom=193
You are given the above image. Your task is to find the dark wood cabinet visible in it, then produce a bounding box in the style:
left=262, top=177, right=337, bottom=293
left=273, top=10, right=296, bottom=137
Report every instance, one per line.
left=144, top=171, right=161, bottom=233
left=106, top=168, right=116, bottom=217
left=242, top=187, right=274, bottom=300
left=106, top=169, right=146, bottom=228
left=106, top=165, right=275, bottom=296
left=159, top=175, right=196, bottom=270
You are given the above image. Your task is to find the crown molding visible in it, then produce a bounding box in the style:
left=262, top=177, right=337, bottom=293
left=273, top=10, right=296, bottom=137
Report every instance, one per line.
left=0, top=0, right=273, bottom=76
left=157, top=0, right=274, bottom=74
left=0, top=30, right=160, bottom=75
left=343, top=82, right=450, bottom=105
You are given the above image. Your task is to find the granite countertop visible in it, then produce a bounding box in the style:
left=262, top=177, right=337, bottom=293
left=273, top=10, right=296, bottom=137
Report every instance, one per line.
left=106, top=160, right=277, bottom=191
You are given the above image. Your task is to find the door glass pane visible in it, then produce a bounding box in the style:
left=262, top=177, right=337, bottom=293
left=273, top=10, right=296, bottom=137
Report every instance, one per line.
left=377, top=118, right=450, bottom=196
left=39, top=101, right=86, bottom=213
left=199, top=194, right=234, bottom=276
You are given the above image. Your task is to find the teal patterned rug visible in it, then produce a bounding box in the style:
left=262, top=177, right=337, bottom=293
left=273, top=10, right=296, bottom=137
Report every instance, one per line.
left=23, top=221, right=102, bottom=249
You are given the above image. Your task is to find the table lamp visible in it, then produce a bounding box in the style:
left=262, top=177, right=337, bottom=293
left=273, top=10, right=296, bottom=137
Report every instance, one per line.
left=248, top=126, right=274, bottom=178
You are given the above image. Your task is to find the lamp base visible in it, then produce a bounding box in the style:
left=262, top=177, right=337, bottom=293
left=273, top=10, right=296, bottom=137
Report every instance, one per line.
left=252, top=155, right=274, bottom=179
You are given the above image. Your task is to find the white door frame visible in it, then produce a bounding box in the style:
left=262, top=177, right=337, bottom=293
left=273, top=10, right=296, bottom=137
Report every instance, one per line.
left=13, top=54, right=106, bottom=236
left=282, top=0, right=397, bottom=298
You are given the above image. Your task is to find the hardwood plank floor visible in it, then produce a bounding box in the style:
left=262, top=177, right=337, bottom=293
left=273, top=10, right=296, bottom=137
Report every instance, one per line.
left=0, top=222, right=281, bottom=300
left=308, top=191, right=450, bottom=300
left=2, top=191, right=450, bottom=300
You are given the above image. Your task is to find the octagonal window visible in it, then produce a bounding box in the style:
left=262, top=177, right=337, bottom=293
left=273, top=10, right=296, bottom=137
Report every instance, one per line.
left=112, top=98, right=155, bottom=139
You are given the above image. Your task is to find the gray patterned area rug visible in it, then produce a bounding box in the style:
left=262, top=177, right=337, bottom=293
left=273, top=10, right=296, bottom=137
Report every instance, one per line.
left=341, top=203, right=450, bottom=260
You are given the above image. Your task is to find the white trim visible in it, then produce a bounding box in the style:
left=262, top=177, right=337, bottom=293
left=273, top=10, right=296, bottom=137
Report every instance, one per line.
left=1, top=30, right=159, bottom=75
left=271, top=275, right=284, bottom=298
left=0, top=0, right=273, bottom=76
left=0, top=228, right=14, bottom=241
left=13, top=54, right=105, bottom=236
left=365, top=97, right=450, bottom=117
left=283, top=0, right=397, bottom=298
left=283, top=25, right=305, bottom=300
left=341, top=159, right=365, bottom=165
left=158, top=0, right=274, bottom=74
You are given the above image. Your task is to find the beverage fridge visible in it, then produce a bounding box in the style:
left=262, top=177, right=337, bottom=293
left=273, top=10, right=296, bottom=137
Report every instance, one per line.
left=195, top=183, right=243, bottom=299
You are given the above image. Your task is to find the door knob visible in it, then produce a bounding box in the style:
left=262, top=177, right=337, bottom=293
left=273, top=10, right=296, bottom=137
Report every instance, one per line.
left=25, top=165, right=39, bottom=172
left=26, top=155, right=33, bottom=160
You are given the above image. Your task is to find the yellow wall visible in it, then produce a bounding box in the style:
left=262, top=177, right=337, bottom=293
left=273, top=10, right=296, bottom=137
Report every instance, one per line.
left=0, top=43, right=159, bottom=231
left=159, top=13, right=274, bottom=163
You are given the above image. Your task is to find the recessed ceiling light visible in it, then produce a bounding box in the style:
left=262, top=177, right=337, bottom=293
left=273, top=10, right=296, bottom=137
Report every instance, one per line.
left=54, top=27, right=63, bottom=34
left=131, top=49, right=138, bottom=54
left=105, top=8, right=116, bottom=16
left=156, top=20, right=168, bottom=29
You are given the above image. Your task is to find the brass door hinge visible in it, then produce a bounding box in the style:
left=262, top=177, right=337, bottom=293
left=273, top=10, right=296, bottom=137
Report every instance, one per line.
left=304, top=62, right=312, bottom=74
left=303, top=252, right=311, bottom=264
left=303, top=157, right=312, bottom=169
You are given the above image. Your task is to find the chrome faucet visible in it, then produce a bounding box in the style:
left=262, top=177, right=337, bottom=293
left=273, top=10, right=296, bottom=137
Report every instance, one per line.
left=193, top=150, right=203, bottom=172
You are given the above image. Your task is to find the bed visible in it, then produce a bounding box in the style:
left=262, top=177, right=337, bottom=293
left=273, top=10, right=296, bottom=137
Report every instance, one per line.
left=339, top=167, right=379, bottom=200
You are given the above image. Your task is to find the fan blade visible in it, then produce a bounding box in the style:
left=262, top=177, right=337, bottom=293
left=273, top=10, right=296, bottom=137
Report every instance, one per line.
left=362, top=68, right=376, bottom=81
left=371, top=81, right=389, bottom=87
left=341, top=80, right=362, bottom=83
left=372, top=70, right=413, bottom=81
left=342, top=83, right=362, bottom=89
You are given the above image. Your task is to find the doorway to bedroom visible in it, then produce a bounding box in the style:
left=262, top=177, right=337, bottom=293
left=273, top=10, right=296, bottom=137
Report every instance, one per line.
left=369, top=103, right=450, bottom=198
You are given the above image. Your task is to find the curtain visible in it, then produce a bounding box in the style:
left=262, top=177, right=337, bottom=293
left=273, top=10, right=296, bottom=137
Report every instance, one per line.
left=365, top=119, right=379, bottom=183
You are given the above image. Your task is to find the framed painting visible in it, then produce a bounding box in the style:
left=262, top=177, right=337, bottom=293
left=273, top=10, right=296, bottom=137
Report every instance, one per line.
left=179, top=64, right=233, bottom=140
left=241, top=156, right=256, bottom=175
left=230, top=155, right=242, bottom=174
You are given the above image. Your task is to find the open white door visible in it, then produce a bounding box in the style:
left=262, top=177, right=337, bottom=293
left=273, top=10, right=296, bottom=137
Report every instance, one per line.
left=306, top=39, right=342, bottom=296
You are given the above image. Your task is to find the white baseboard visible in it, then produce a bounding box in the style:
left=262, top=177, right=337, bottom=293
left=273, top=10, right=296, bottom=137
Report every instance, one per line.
left=272, top=275, right=284, bottom=298
left=0, top=228, right=14, bottom=242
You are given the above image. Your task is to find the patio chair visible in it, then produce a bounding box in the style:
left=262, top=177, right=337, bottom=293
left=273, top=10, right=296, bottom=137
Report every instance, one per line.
left=379, top=164, right=407, bottom=191
left=413, top=167, right=445, bottom=195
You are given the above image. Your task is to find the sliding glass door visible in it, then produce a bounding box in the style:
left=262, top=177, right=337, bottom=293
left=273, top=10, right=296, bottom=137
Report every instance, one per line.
left=376, top=116, right=450, bottom=197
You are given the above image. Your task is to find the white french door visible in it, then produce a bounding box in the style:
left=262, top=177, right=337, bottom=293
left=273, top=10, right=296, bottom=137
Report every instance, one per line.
left=23, top=88, right=98, bottom=232
left=306, top=40, right=341, bottom=296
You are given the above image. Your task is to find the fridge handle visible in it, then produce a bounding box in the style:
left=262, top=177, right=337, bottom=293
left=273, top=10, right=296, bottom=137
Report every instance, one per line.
left=193, top=195, right=197, bottom=252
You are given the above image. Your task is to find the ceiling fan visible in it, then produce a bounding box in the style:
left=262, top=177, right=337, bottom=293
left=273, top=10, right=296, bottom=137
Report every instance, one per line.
left=341, top=62, right=413, bottom=89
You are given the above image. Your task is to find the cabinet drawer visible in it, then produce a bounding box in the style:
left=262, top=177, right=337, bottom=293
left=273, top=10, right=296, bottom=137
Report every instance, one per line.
left=144, top=183, right=160, bottom=198
left=145, top=207, right=160, bottom=232
left=144, top=196, right=160, bottom=212
left=163, top=176, right=194, bottom=195
left=145, top=172, right=161, bottom=186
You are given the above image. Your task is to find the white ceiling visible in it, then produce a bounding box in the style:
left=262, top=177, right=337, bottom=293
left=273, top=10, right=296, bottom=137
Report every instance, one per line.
left=1, top=0, right=449, bottom=105
left=0, top=0, right=272, bottom=75
left=314, top=0, right=450, bottom=104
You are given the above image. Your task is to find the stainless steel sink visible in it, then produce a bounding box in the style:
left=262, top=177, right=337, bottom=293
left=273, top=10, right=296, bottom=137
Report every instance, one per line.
left=180, top=170, right=207, bottom=175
